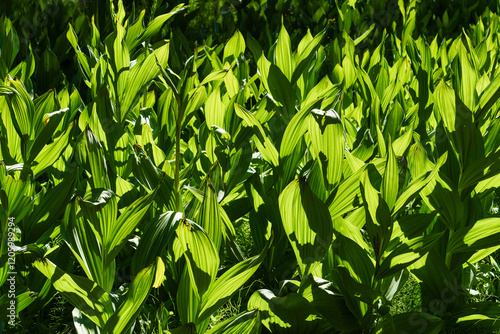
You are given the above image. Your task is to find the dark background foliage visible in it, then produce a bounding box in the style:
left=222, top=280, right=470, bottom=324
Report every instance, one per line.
left=1, top=0, right=499, bottom=97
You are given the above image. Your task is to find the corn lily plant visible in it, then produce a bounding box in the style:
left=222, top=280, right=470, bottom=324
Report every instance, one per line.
left=1, top=1, right=500, bottom=333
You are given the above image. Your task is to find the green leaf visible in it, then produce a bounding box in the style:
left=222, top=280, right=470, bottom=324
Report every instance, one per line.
left=3, top=78, right=35, bottom=159
left=0, top=17, right=20, bottom=69
left=125, top=10, right=146, bottom=48
left=32, top=121, right=74, bottom=177
left=206, top=310, right=261, bottom=334
left=291, top=29, right=325, bottom=84
left=79, top=189, right=117, bottom=250
left=332, top=235, right=375, bottom=286
left=132, top=145, right=176, bottom=211
left=61, top=199, right=113, bottom=291
left=223, top=30, right=245, bottom=63
left=275, top=24, right=293, bottom=81
left=354, top=23, right=375, bottom=46
left=204, top=86, right=225, bottom=128
left=197, top=238, right=270, bottom=324
left=76, top=127, right=110, bottom=189
left=66, top=24, right=91, bottom=81
left=26, top=168, right=77, bottom=244
left=447, top=218, right=500, bottom=254
left=234, top=104, right=278, bottom=166
left=434, top=81, right=476, bottom=169
left=450, top=301, right=500, bottom=330
left=395, top=213, right=438, bottom=240
left=103, top=262, right=158, bottom=333
left=33, top=258, right=113, bottom=328
left=308, top=108, right=344, bottom=188
left=166, top=323, right=198, bottom=334
left=422, top=173, right=463, bottom=230
left=176, top=219, right=219, bottom=298
left=381, top=139, right=398, bottom=211
left=392, top=152, right=447, bottom=215
left=248, top=290, right=325, bottom=333
left=257, top=54, right=296, bottom=121
left=377, top=312, right=443, bottom=333
left=377, top=232, right=443, bottom=279
left=0, top=288, right=36, bottom=320
left=129, top=4, right=187, bottom=50
left=459, top=148, right=500, bottom=191
left=200, top=179, right=223, bottom=251
left=182, top=86, right=207, bottom=128
left=361, top=168, right=392, bottom=253
left=106, top=24, right=129, bottom=102
left=328, top=165, right=367, bottom=220
left=27, top=108, right=67, bottom=165
left=476, top=72, right=500, bottom=123
left=300, top=276, right=360, bottom=331
left=279, top=95, right=327, bottom=191
left=105, top=185, right=159, bottom=267
left=131, top=211, right=182, bottom=275
left=279, top=178, right=333, bottom=277
left=200, top=69, right=229, bottom=86
left=407, top=142, right=432, bottom=178
left=120, top=41, right=170, bottom=123
left=455, top=42, right=478, bottom=111
left=392, top=126, right=413, bottom=156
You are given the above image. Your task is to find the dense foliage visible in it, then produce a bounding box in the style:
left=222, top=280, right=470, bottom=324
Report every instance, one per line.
left=1, top=0, right=500, bottom=333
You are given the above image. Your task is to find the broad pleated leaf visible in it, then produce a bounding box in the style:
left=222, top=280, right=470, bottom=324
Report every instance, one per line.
left=291, top=29, right=325, bottom=83
left=381, top=139, right=398, bottom=211
left=197, top=238, right=270, bottom=324
left=131, top=211, right=182, bottom=275
left=392, top=152, right=447, bottom=215
left=33, top=258, right=113, bottom=328
left=200, top=179, right=223, bottom=251
left=279, top=97, right=323, bottom=191
left=377, top=312, right=443, bottom=333
left=376, top=232, right=443, bottom=279
left=450, top=302, right=500, bottom=330
left=103, top=262, right=158, bottom=333
left=279, top=178, right=333, bottom=277
left=76, top=127, right=109, bottom=189
left=31, top=121, right=74, bottom=177
left=176, top=219, right=219, bottom=298
left=447, top=218, right=500, bottom=254
left=476, top=72, right=500, bottom=122
left=0, top=288, right=36, bottom=320
left=434, top=81, right=476, bottom=169
left=234, top=104, right=278, bottom=166
left=120, top=41, right=170, bottom=122
left=257, top=54, right=296, bottom=120
left=206, top=310, right=261, bottom=334
left=132, top=145, right=176, bottom=211
left=308, top=108, right=344, bottom=188
left=361, top=169, right=392, bottom=253
left=299, top=275, right=360, bottom=331
left=275, top=24, right=293, bottom=81
left=61, top=199, right=114, bottom=291
left=105, top=186, right=159, bottom=267
left=248, top=290, right=325, bottom=334
left=205, top=87, right=225, bottom=128
left=223, top=30, right=245, bottom=63
left=27, top=107, right=67, bottom=164
left=26, top=167, right=77, bottom=243
left=128, top=4, right=186, bottom=50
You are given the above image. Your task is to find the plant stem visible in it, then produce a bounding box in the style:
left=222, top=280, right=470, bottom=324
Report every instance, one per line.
left=445, top=228, right=455, bottom=268
left=175, top=120, right=181, bottom=212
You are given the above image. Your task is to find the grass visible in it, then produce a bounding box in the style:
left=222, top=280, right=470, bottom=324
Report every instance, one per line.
left=207, top=299, right=242, bottom=329
left=390, top=274, right=422, bottom=315
left=6, top=294, right=75, bottom=334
